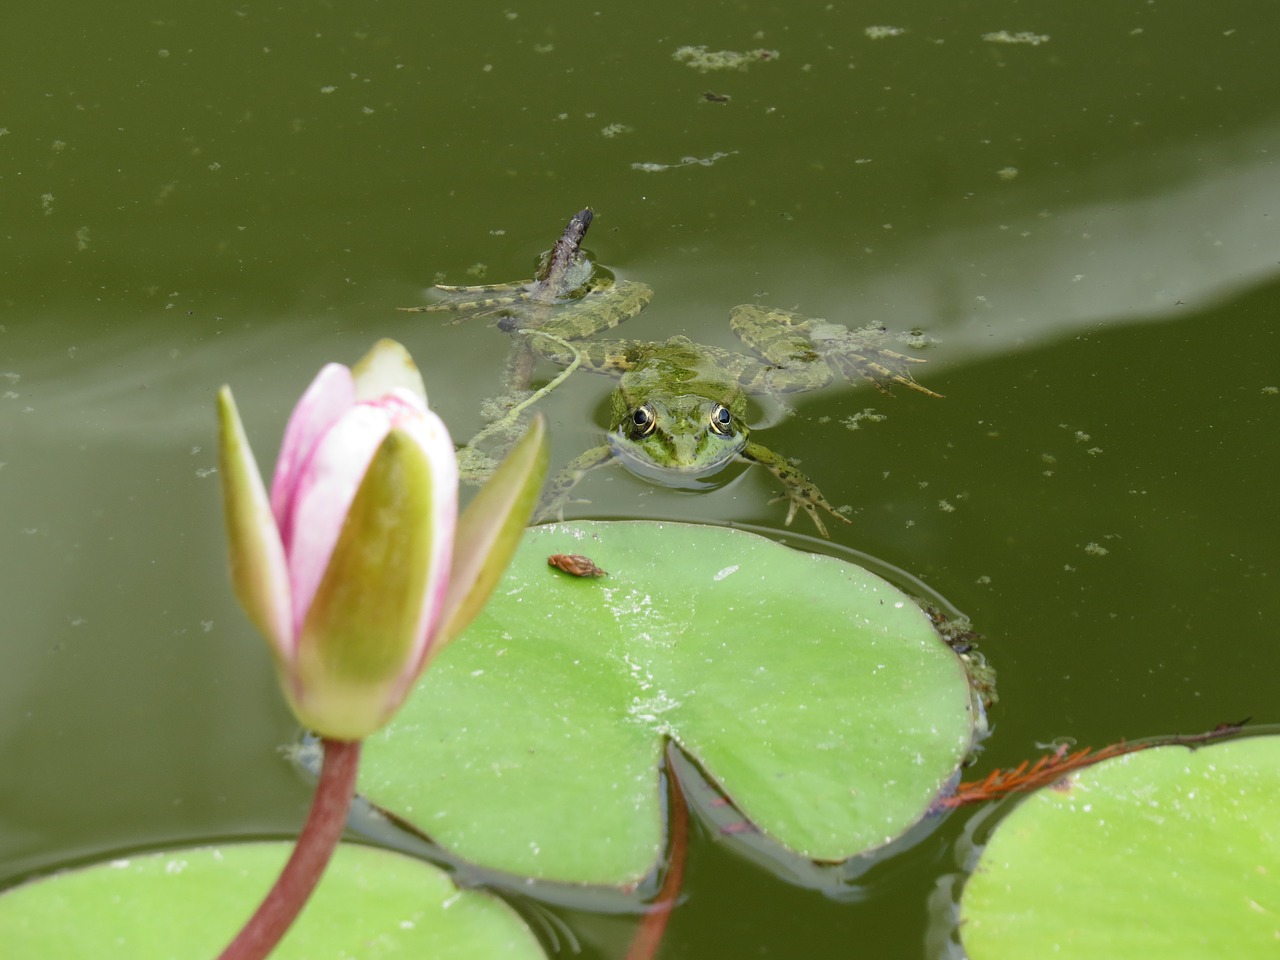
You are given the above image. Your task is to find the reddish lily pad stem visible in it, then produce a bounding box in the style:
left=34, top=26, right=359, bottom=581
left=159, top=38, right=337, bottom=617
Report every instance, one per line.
left=933, top=720, right=1247, bottom=811
left=219, top=738, right=362, bottom=960
left=625, top=742, right=690, bottom=960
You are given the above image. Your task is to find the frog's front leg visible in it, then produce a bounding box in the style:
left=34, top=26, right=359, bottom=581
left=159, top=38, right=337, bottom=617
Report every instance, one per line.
left=739, top=441, right=851, bottom=538
left=535, top=444, right=618, bottom=523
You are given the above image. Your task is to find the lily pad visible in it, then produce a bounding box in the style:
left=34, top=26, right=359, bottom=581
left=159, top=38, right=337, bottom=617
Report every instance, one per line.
left=0, top=842, right=546, bottom=958
left=960, top=735, right=1280, bottom=959
left=359, top=520, right=976, bottom=888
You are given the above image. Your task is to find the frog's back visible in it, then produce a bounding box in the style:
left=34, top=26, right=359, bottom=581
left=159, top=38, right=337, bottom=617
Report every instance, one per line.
left=601, top=336, right=756, bottom=407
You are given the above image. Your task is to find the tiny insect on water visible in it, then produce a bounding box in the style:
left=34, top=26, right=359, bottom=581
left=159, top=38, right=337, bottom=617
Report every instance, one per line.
left=547, top=554, right=607, bottom=578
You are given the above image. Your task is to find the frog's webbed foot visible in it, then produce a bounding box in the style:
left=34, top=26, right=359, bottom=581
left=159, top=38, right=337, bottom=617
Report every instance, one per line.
left=534, top=444, right=617, bottom=523
left=766, top=484, right=852, bottom=539
left=811, top=322, right=943, bottom=398
left=397, top=281, right=539, bottom=323
left=741, top=442, right=851, bottom=539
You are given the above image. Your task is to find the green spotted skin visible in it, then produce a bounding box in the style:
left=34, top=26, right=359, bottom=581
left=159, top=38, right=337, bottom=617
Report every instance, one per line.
left=404, top=209, right=939, bottom=537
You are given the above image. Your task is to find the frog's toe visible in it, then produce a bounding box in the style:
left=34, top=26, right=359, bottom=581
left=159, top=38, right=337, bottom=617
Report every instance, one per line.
left=533, top=495, right=567, bottom=523
left=832, top=353, right=943, bottom=398
left=867, top=360, right=943, bottom=398
left=806, top=508, right=830, bottom=539
left=768, top=493, right=837, bottom=538
left=767, top=492, right=797, bottom=523
left=533, top=503, right=564, bottom=524
left=797, top=501, right=831, bottom=538
left=894, top=375, right=943, bottom=399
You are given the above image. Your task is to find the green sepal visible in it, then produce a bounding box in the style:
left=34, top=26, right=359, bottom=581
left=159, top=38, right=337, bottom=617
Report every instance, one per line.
left=216, top=386, right=291, bottom=658
left=437, top=414, right=549, bottom=647
left=292, top=428, right=439, bottom=740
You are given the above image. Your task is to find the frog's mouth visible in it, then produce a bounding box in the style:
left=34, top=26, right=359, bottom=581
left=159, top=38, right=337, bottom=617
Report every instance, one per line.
left=608, top=433, right=743, bottom=489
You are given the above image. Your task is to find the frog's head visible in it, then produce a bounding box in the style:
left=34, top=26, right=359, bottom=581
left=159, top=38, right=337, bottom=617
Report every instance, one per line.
left=607, top=394, right=747, bottom=487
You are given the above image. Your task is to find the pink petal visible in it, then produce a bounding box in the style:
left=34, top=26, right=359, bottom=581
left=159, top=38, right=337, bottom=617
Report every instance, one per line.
left=283, top=403, right=392, bottom=639
left=352, top=339, right=428, bottom=405
left=393, top=404, right=459, bottom=682
left=270, top=364, right=356, bottom=550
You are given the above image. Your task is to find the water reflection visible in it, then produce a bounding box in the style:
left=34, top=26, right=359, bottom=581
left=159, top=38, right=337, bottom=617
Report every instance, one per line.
left=784, top=121, right=1280, bottom=360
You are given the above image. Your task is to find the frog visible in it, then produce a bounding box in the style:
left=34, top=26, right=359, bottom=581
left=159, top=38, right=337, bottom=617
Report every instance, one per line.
left=400, top=208, right=940, bottom=537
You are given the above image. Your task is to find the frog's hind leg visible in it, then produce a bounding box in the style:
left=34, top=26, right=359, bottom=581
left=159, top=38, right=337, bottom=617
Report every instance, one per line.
left=397, top=281, right=534, bottom=321
left=822, top=329, right=943, bottom=398
left=728, top=304, right=835, bottom=394
left=730, top=304, right=941, bottom=398
left=433, top=281, right=530, bottom=295
left=532, top=279, right=654, bottom=341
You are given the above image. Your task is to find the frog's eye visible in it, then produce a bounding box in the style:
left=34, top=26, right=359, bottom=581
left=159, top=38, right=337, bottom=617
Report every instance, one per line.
left=708, top=403, right=734, bottom=436
left=629, top=404, right=657, bottom=437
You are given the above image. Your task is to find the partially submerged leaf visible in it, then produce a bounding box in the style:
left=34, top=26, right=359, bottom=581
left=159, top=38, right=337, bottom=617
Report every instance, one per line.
left=960, top=735, right=1280, bottom=959
left=360, top=520, right=976, bottom=888
left=0, top=842, right=547, bottom=959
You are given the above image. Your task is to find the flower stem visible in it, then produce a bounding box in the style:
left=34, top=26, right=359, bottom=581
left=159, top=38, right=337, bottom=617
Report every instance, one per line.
left=219, top=737, right=362, bottom=960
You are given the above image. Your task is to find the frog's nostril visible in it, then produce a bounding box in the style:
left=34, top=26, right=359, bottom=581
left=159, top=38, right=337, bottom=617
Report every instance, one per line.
left=672, top=434, right=700, bottom=462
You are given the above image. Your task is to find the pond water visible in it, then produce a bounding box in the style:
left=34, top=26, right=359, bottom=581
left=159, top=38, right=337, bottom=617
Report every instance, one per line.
left=2, top=1, right=1279, bottom=956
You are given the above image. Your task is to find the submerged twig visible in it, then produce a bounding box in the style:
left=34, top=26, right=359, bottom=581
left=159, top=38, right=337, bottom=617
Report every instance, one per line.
left=457, top=329, right=583, bottom=474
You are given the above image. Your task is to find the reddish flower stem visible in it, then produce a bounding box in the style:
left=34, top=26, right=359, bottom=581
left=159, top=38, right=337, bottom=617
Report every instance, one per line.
left=219, top=737, right=362, bottom=960
left=624, top=742, right=690, bottom=960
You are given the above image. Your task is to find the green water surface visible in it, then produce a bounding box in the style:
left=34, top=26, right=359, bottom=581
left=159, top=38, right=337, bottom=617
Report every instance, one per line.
left=2, top=2, right=1279, bottom=957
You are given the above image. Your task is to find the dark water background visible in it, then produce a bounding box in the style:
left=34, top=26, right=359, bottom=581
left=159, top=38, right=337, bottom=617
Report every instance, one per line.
left=2, top=2, right=1278, bottom=956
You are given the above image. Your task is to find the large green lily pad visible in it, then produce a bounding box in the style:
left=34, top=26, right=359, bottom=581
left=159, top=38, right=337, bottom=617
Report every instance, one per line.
left=360, top=520, right=976, bottom=888
left=0, top=842, right=546, bottom=958
left=961, top=735, right=1280, bottom=958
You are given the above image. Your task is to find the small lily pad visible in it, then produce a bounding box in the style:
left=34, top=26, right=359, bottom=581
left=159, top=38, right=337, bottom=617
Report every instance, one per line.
left=960, top=735, right=1280, bottom=959
left=0, top=842, right=546, bottom=958
left=360, top=520, right=976, bottom=888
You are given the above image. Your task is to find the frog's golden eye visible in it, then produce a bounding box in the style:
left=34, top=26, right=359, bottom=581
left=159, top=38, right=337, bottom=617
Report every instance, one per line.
left=629, top=404, right=657, bottom=437
left=708, top=403, right=734, bottom=436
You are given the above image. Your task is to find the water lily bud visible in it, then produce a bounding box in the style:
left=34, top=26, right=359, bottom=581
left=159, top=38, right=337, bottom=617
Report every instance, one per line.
left=216, top=340, right=537, bottom=741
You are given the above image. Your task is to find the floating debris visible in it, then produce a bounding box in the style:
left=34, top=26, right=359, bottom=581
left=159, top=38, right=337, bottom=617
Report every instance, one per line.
left=864, top=26, right=906, bottom=39
left=631, top=150, right=737, bottom=173
left=673, top=45, right=778, bottom=72
left=702, top=90, right=731, bottom=103
left=982, top=30, right=1050, bottom=46
left=841, top=408, right=887, bottom=431
left=548, top=554, right=607, bottom=578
